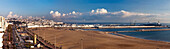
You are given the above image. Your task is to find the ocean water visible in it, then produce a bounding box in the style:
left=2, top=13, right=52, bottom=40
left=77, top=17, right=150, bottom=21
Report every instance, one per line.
left=65, top=22, right=170, bottom=25
left=84, top=28, right=169, bottom=32
left=67, top=22, right=170, bottom=42
left=118, top=31, right=170, bottom=42
left=84, top=28, right=170, bottom=42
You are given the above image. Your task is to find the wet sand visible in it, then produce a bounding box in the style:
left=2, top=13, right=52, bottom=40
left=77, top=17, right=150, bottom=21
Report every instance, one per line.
left=29, top=27, right=170, bottom=49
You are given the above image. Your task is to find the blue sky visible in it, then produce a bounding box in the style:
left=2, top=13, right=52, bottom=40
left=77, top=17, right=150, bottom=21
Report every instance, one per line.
left=1, top=0, right=170, bottom=22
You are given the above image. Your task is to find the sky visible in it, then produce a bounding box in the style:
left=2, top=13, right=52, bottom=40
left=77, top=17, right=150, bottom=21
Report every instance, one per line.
left=1, top=0, right=170, bottom=23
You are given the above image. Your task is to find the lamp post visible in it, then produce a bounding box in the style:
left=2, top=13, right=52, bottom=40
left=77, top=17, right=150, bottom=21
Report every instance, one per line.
left=55, top=35, right=56, bottom=49
left=44, top=32, right=45, bottom=40
left=81, top=39, right=83, bottom=49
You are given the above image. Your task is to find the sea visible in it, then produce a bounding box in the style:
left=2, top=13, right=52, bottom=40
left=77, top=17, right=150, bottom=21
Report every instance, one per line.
left=66, top=22, right=170, bottom=42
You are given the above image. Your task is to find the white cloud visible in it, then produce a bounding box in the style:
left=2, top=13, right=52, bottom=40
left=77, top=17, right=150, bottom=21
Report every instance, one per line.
left=50, top=8, right=158, bottom=22
left=91, top=8, right=108, bottom=14
left=69, top=13, right=72, bottom=14
left=156, top=13, right=170, bottom=16
left=19, top=16, right=22, bottom=18
left=7, top=11, right=19, bottom=18
left=50, top=11, right=82, bottom=18
left=91, top=10, right=95, bottom=13
left=111, top=10, right=152, bottom=18
left=72, top=11, right=76, bottom=14
left=89, top=9, right=153, bottom=18
left=13, top=14, right=18, bottom=18
left=7, top=11, right=13, bottom=18
left=9, top=12, right=13, bottom=15
left=50, top=11, right=61, bottom=18
left=96, top=8, right=108, bottom=14
left=62, top=13, right=66, bottom=16
left=50, top=11, right=54, bottom=14
left=54, top=11, right=61, bottom=16
left=69, top=11, right=82, bottom=15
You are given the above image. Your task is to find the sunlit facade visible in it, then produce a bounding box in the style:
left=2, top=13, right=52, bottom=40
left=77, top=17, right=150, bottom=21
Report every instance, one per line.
left=0, top=16, right=8, bottom=49
left=0, top=16, right=8, bottom=32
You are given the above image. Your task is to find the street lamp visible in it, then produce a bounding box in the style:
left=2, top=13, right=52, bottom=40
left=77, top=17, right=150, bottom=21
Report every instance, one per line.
left=81, top=39, right=83, bottom=49
left=55, top=35, right=56, bottom=49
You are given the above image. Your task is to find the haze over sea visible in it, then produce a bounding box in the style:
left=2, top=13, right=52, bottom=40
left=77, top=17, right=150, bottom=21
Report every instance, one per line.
left=67, top=22, right=170, bottom=42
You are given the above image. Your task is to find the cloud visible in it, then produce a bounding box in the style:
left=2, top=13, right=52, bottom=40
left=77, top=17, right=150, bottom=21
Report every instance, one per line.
left=62, top=13, right=66, bottom=16
left=54, top=11, right=61, bottom=16
left=9, top=12, right=13, bottom=15
left=89, top=8, right=153, bottom=18
left=50, top=11, right=82, bottom=18
left=91, top=8, right=108, bottom=14
left=50, top=8, right=157, bottom=22
left=7, top=11, right=19, bottom=18
left=19, top=16, right=22, bottom=18
left=7, top=12, right=13, bottom=18
left=50, top=11, right=54, bottom=14
left=68, top=11, right=82, bottom=15
left=50, top=11, right=61, bottom=18
left=156, top=13, right=170, bottom=16
left=111, top=10, right=152, bottom=18
left=13, top=14, right=18, bottom=18
left=91, top=10, right=95, bottom=13
left=72, top=11, right=76, bottom=14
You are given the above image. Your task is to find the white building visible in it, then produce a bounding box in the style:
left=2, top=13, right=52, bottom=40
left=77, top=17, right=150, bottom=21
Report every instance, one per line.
left=0, top=33, right=4, bottom=49
left=0, top=16, right=8, bottom=49
left=0, top=16, right=8, bottom=31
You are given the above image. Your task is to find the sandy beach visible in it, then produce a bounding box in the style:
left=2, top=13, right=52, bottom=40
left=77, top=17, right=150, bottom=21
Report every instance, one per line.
left=29, top=27, right=170, bottom=49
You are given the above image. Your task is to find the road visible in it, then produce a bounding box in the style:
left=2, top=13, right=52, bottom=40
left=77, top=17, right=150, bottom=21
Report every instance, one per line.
left=12, top=25, right=27, bottom=49
left=10, top=25, right=61, bottom=49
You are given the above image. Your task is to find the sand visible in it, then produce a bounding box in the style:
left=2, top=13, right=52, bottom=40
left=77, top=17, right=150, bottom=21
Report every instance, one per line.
left=29, top=27, right=170, bottom=49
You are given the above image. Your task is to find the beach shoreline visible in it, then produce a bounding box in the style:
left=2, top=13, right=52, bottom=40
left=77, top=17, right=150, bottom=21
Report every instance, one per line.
left=29, top=27, right=170, bottom=49
left=84, top=29, right=170, bottom=44
left=83, top=29, right=170, bottom=43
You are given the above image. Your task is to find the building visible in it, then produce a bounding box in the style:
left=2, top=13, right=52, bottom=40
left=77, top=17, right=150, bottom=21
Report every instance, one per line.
left=0, top=16, right=8, bottom=49
left=0, top=16, right=8, bottom=31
